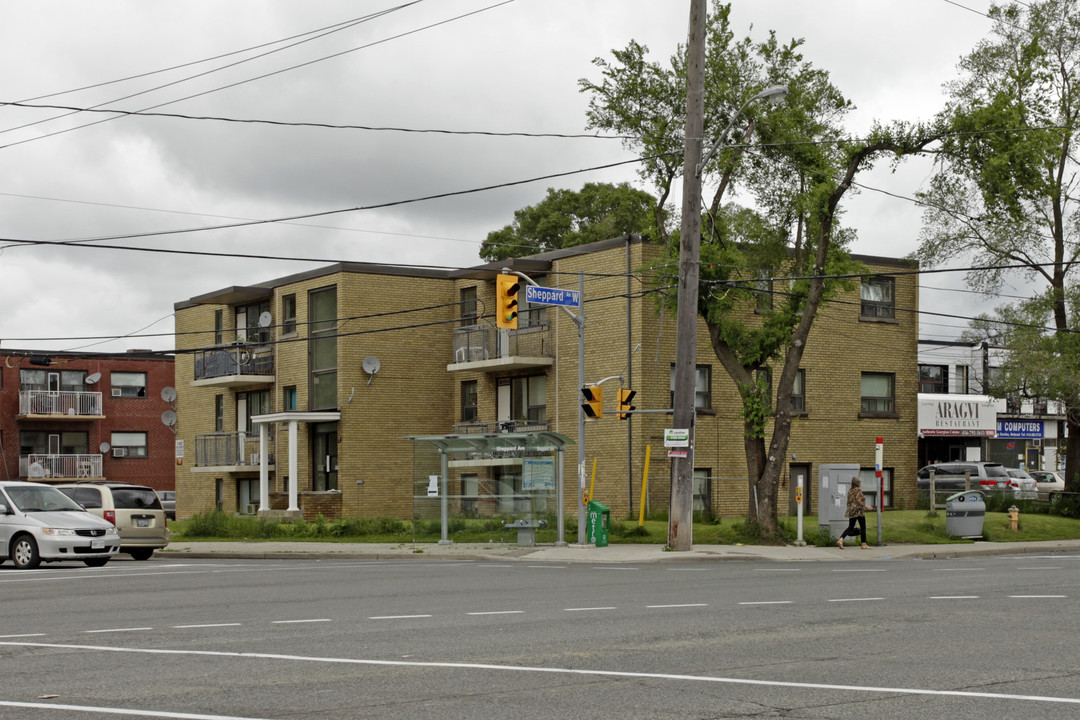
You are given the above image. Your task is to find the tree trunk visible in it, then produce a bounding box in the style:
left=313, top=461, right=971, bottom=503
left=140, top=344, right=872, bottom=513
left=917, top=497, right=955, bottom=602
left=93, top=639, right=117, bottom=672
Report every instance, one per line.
left=1065, top=410, right=1080, bottom=492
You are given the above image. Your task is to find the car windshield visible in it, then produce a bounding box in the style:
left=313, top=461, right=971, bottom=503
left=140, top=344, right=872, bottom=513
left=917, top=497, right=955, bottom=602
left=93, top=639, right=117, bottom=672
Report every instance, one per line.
left=111, top=488, right=162, bottom=510
left=4, top=486, right=87, bottom=513
left=984, top=465, right=1009, bottom=478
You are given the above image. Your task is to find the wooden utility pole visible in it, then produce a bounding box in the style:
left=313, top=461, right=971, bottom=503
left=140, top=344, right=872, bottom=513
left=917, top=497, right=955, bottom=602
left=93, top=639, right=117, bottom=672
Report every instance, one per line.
left=669, top=0, right=706, bottom=551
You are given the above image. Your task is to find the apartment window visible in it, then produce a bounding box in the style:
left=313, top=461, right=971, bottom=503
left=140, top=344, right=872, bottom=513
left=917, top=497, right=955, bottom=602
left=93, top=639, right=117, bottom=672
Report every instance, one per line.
left=861, top=372, right=895, bottom=415
left=214, top=309, right=224, bottom=345
left=861, top=276, right=895, bottom=319
left=111, top=372, right=147, bottom=398
left=461, top=380, right=478, bottom=423
left=19, top=370, right=47, bottom=391
left=919, top=365, right=948, bottom=394
left=791, top=369, right=806, bottom=414
left=214, top=394, right=224, bottom=432
left=460, top=286, right=478, bottom=327
left=236, top=300, right=271, bottom=344
left=693, top=468, right=711, bottom=513
left=517, top=275, right=547, bottom=328
left=282, top=294, right=297, bottom=335
left=510, top=375, right=546, bottom=424
left=754, top=270, right=773, bottom=313
left=309, top=286, right=338, bottom=410
left=21, top=431, right=88, bottom=456
left=244, top=390, right=271, bottom=433
left=283, top=386, right=297, bottom=412
left=111, top=432, right=147, bottom=458
left=955, top=365, right=969, bottom=394
left=670, top=365, right=712, bottom=409
left=215, top=479, right=224, bottom=511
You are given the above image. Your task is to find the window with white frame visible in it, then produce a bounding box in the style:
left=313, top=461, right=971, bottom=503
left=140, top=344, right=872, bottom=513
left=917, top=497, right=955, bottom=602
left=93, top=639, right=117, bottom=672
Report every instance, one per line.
left=110, top=372, right=147, bottom=398
left=670, top=365, right=712, bottom=409
left=791, top=369, right=806, bottom=414
left=111, top=432, right=147, bottom=458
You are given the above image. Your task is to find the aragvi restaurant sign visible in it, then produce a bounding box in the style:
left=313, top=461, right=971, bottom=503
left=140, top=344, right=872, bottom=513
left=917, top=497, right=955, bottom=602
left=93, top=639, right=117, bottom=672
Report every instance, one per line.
left=917, top=394, right=997, bottom=437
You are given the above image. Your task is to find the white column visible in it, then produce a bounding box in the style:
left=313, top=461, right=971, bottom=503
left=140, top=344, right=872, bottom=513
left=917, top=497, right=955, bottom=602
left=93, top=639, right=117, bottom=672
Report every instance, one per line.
left=287, top=420, right=299, bottom=512
left=258, top=423, right=269, bottom=512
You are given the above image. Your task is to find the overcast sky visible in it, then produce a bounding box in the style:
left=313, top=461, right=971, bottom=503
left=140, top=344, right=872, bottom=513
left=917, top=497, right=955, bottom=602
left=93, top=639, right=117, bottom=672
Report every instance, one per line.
left=0, top=0, right=1009, bottom=353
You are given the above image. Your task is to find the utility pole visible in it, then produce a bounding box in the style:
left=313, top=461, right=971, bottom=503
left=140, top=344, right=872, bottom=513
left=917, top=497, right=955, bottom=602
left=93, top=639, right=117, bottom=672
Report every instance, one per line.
left=669, top=0, right=706, bottom=552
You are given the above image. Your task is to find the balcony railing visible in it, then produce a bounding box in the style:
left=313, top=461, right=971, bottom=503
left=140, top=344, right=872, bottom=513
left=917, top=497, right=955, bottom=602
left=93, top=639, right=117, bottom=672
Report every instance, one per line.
left=20, top=453, right=103, bottom=479
left=451, top=317, right=552, bottom=365
left=18, top=390, right=104, bottom=417
left=194, top=345, right=274, bottom=381
left=194, top=432, right=275, bottom=468
left=451, top=420, right=549, bottom=435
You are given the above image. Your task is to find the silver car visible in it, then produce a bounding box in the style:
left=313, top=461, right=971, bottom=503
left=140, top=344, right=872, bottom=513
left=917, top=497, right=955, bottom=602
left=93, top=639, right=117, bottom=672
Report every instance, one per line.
left=1005, top=469, right=1039, bottom=500
left=0, top=481, right=121, bottom=569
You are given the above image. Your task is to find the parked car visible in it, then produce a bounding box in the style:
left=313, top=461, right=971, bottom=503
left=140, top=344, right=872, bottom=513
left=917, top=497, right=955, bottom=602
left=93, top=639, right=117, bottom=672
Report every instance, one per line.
left=157, top=490, right=176, bottom=520
left=917, top=462, right=1016, bottom=495
left=1030, top=470, right=1066, bottom=500
left=1004, top=468, right=1039, bottom=499
left=0, top=480, right=121, bottom=569
left=55, top=482, right=169, bottom=560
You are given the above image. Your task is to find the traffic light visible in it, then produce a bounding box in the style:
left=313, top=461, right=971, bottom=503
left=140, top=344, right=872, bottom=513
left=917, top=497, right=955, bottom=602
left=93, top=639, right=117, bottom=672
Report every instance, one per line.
left=495, top=273, right=520, bottom=330
left=581, top=385, right=603, bottom=419
left=616, top=388, right=636, bottom=420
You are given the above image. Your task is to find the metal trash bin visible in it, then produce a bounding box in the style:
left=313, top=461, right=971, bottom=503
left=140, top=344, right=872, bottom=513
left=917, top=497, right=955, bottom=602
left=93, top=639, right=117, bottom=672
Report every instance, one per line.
left=586, top=501, right=610, bottom=547
left=945, top=490, right=985, bottom=538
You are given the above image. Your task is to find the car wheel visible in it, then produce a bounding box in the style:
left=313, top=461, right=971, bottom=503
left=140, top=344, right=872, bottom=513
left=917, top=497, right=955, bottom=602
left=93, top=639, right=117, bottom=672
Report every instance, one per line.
left=83, top=558, right=109, bottom=568
left=127, top=548, right=154, bottom=561
left=11, top=535, right=40, bottom=570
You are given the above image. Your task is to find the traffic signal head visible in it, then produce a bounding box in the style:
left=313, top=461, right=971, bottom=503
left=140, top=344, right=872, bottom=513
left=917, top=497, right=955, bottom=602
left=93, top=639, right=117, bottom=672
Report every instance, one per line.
left=581, top=385, right=603, bottom=419
left=616, top=388, right=636, bottom=420
left=495, top=273, right=520, bottom=330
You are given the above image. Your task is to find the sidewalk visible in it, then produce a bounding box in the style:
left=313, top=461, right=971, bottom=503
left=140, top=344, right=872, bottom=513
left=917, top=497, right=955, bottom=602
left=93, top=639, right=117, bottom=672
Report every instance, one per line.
left=158, top=538, right=1080, bottom=564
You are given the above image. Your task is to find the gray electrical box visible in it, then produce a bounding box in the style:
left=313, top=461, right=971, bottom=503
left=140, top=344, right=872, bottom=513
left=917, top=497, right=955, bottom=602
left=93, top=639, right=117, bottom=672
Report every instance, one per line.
left=819, top=463, right=860, bottom=539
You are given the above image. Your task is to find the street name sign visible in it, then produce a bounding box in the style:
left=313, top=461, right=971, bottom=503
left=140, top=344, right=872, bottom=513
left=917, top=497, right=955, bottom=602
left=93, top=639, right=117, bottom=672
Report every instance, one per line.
left=524, top=285, right=580, bottom=307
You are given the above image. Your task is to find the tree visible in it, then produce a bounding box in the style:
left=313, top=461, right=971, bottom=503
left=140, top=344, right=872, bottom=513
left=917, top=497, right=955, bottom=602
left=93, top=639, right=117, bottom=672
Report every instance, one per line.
left=581, top=0, right=942, bottom=536
left=479, top=182, right=658, bottom=262
left=913, top=0, right=1080, bottom=489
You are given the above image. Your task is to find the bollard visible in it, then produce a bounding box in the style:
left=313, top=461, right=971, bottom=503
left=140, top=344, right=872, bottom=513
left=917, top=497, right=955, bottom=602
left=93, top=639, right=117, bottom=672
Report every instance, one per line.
left=1008, top=505, right=1019, bottom=531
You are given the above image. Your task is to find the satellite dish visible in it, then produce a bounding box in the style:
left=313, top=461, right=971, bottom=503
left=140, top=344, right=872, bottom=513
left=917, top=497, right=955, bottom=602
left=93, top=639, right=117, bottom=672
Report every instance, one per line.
left=85, top=372, right=101, bottom=385
left=28, top=462, right=45, bottom=479
left=258, top=311, right=273, bottom=328
left=161, top=410, right=178, bottom=427
left=99, top=442, right=111, bottom=454
left=161, top=386, right=177, bottom=403
left=362, top=356, right=381, bottom=386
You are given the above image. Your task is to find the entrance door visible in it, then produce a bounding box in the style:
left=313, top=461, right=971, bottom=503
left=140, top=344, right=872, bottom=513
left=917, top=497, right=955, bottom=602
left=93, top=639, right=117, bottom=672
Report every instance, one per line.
left=312, top=422, right=338, bottom=491
left=789, top=463, right=811, bottom=517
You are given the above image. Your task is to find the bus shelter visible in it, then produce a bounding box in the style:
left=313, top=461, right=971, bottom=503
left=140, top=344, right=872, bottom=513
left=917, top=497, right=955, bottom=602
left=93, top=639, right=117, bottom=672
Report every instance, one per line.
left=404, top=431, right=574, bottom=545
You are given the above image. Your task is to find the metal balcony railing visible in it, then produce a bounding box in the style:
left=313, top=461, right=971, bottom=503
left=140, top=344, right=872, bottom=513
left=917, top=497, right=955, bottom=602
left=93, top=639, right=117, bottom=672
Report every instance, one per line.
left=194, top=345, right=274, bottom=381
left=451, top=315, right=551, bottom=365
left=18, top=390, right=103, bottom=417
left=20, top=454, right=103, bottom=479
left=451, top=420, right=549, bottom=435
left=194, top=432, right=275, bottom=468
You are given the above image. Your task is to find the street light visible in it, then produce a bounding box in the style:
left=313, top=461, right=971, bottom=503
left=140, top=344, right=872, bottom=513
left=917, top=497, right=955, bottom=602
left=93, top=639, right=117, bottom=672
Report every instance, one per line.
left=669, top=35, right=789, bottom=551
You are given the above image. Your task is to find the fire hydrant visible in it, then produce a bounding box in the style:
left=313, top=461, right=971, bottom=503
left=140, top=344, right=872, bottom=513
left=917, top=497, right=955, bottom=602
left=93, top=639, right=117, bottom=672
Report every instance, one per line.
left=1008, top=506, right=1020, bottom=531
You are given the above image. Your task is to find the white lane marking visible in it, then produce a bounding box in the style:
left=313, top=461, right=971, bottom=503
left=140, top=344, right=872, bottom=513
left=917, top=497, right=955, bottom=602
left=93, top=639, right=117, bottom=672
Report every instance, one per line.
left=0, top=633, right=45, bottom=638
left=594, top=567, right=639, bottom=571
left=646, top=603, right=708, bottom=609
left=738, top=601, right=793, bottom=606
left=832, top=569, right=886, bottom=573
left=368, top=614, right=432, bottom=620
left=828, top=597, right=885, bottom=603
left=272, top=619, right=333, bottom=624
left=7, top=641, right=1080, bottom=708
left=756, top=568, right=801, bottom=572
left=565, top=606, right=617, bottom=612
left=929, top=596, right=979, bottom=600
left=666, top=568, right=709, bottom=571
left=474, top=564, right=514, bottom=569
left=173, top=623, right=242, bottom=629
left=1009, top=595, right=1067, bottom=599
left=0, top=698, right=271, bottom=719
left=527, top=565, right=567, bottom=569
left=84, top=627, right=153, bottom=634
left=467, top=610, right=525, bottom=616
left=933, top=567, right=985, bottom=572
left=1018, top=566, right=1062, bottom=571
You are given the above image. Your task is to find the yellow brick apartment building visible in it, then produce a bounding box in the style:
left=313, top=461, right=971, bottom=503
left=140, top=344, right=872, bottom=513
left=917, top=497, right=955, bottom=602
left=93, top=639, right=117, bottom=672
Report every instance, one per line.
left=173, top=236, right=919, bottom=522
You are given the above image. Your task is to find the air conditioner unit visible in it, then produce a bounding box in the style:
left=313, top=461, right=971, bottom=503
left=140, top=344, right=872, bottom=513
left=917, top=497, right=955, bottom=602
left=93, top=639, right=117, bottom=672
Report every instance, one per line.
left=246, top=504, right=258, bottom=515
left=111, top=388, right=122, bottom=397
left=113, top=447, right=128, bottom=457
left=1031, top=438, right=1042, bottom=447
left=250, top=453, right=261, bottom=465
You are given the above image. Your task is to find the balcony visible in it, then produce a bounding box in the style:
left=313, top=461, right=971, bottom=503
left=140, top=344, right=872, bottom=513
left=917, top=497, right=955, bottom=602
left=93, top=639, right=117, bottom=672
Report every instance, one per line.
left=18, top=390, right=104, bottom=420
left=192, top=432, right=275, bottom=472
left=448, top=319, right=553, bottom=372
left=20, top=454, right=103, bottom=480
left=192, top=345, right=274, bottom=388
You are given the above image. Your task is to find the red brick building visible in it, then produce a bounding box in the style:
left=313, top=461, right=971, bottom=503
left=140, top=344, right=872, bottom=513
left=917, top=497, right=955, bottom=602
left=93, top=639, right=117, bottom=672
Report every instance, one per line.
left=0, top=349, right=176, bottom=492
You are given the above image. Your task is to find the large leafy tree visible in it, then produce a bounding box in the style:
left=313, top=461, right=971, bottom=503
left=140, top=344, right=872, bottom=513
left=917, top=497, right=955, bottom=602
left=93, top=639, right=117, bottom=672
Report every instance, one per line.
left=913, top=0, right=1080, bottom=488
left=581, top=0, right=941, bottom=535
left=479, top=182, right=658, bottom=262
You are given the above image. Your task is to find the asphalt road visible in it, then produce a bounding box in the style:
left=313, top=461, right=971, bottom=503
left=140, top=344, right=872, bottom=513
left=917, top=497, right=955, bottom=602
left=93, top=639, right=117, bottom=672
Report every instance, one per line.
left=1, top=552, right=1079, bottom=719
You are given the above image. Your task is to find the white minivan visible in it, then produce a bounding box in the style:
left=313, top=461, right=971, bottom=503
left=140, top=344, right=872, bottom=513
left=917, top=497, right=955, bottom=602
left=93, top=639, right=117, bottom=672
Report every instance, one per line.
left=0, top=481, right=121, bottom=569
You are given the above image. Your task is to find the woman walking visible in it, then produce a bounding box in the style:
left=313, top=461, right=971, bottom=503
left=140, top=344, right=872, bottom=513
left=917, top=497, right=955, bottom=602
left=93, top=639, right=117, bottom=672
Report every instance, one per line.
left=837, top=477, right=873, bottom=549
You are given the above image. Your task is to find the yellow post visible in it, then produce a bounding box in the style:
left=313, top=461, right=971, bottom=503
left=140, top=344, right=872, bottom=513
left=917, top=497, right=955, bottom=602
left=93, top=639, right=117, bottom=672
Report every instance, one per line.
left=638, top=445, right=652, bottom=527
left=586, top=457, right=597, bottom=505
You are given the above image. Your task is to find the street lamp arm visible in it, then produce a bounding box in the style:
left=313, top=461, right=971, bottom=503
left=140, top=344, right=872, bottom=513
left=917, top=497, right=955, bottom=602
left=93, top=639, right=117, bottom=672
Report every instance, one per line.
left=698, top=84, right=788, bottom=175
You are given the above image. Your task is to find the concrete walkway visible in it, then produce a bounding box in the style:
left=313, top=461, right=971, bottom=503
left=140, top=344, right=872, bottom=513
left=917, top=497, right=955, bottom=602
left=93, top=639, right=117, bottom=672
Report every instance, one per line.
left=157, top=538, right=1080, bottom=564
